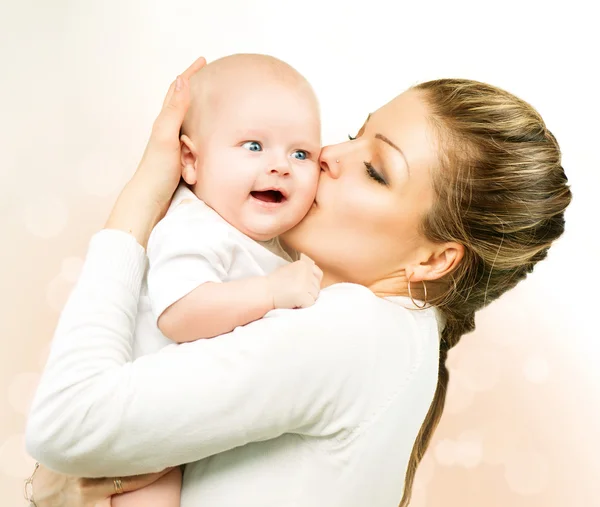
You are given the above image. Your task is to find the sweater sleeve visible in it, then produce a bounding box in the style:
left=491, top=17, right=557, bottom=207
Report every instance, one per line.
left=25, top=230, right=373, bottom=477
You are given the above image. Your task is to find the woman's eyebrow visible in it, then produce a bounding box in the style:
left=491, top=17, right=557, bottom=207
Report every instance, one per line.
left=363, top=113, right=410, bottom=176
left=374, top=133, right=410, bottom=176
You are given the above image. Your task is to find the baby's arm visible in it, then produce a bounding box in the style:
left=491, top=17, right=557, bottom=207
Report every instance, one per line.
left=159, top=276, right=272, bottom=341
left=111, top=467, right=182, bottom=507
left=159, top=256, right=323, bottom=342
left=147, top=197, right=322, bottom=343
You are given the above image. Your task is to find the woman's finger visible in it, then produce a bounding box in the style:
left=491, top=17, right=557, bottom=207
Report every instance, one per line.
left=161, top=57, right=207, bottom=109
left=180, top=56, right=207, bottom=80
left=121, top=468, right=178, bottom=494
left=93, top=468, right=178, bottom=499
left=151, top=76, right=191, bottom=146
left=161, top=78, right=178, bottom=109
left=153, top=57, right=207, bottom=146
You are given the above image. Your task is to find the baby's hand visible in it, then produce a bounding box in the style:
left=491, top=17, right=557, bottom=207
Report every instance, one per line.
left=267, top=255, right=323, bottom=309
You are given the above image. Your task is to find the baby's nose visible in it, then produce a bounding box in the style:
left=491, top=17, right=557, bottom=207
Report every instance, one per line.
left=269, top=162, right=291, bottom=176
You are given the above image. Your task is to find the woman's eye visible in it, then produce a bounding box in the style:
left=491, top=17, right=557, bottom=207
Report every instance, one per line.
left=348, top=134, right=356, bottom=141
left=242, top=141, right=262, bottom=152
left=364, top=162, right=387, bottom=186
left=292, top=150, right=308, bottom=160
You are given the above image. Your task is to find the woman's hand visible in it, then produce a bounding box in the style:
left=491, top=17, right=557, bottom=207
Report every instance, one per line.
left=28, top=463, right=175, bottom=507
left=105, top=56, right=207, bottom=248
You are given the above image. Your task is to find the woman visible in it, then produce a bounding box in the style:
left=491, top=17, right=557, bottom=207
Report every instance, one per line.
left=25, top=56, right=571, bottom=507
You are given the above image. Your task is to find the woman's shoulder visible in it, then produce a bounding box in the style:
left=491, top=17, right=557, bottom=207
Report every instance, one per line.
left=286, top=282, right=435, bottom=324
left=259, top=283, right=441, bottom=439
left=264, top=282, right=440, bottom=355
left=264, top=283, right=391, bottom=325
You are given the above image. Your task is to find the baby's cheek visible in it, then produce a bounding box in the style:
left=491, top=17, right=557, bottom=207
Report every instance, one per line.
left=299, top=172, right=319, bottom=204
left=308, top=163, right=321, bottom=190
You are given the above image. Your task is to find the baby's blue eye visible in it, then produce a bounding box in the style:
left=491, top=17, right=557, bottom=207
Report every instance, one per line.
left=292, top=150, right=308, bottom=160
left=242, top=141, right=262, bottom=152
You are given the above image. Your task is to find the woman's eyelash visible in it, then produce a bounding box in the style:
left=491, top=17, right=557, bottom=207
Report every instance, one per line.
left=364, top=162, right=387, bottom=186
left=348, top=132, right=386, bottom=185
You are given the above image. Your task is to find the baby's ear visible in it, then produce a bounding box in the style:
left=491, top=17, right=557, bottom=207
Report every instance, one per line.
left=180, top=135, right=198, bottom=185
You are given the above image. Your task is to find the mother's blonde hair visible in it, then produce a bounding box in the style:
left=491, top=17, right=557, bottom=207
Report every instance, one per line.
left=399, top=79, right=572, bottom=506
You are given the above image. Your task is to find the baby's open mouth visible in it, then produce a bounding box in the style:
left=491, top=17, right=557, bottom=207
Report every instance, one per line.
left=251, top=190, right=285, bottom=203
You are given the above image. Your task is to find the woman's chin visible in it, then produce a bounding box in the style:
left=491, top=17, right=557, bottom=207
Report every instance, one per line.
left=305, top=200, right=318, bottom=216
left=280, top=218, right=303, bottom=244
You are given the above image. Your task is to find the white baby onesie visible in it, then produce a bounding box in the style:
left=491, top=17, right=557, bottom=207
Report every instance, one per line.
left=133, top=184, right=294, bottom=358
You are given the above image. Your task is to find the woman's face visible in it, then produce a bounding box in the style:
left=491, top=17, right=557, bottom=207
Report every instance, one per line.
left=281, top=89, right=441, bottom=289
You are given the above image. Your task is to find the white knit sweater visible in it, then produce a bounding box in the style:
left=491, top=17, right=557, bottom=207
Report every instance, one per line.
left=26, top=229, right=441, bottom=507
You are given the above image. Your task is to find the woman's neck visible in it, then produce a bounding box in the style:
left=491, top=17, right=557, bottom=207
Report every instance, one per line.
left=320, top=271, right=344, bottom=290
left=319, top=268, right=409, bottom=299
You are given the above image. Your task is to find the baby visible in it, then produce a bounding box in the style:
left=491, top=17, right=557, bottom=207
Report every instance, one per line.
left=112, top=54, right=323, bottom=506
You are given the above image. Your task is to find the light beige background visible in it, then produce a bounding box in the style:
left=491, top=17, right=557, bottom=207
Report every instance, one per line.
left=1, top=1, right=599, bottom=505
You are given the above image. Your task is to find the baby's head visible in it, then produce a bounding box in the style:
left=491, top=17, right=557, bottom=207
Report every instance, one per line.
left=180, top=54, right=321, bottom=241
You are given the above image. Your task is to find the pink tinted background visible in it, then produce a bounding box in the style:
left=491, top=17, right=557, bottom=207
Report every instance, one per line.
left=2, top=1, right=599, bottom=506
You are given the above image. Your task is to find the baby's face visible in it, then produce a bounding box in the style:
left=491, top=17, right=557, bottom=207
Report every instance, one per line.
left=190, top=80, right=321, bottom=241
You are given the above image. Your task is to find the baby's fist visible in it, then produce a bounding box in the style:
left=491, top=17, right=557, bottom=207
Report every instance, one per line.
left=267, top=255, right=323, bottom=309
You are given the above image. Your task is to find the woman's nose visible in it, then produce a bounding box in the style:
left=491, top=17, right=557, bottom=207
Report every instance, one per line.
left=319, top=146, right=342, bottom=179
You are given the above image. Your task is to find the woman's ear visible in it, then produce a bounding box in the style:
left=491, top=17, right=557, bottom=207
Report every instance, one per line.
left=180, top=135, right=198, bottom=185
left=409, top=242, right=464, bottom=282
